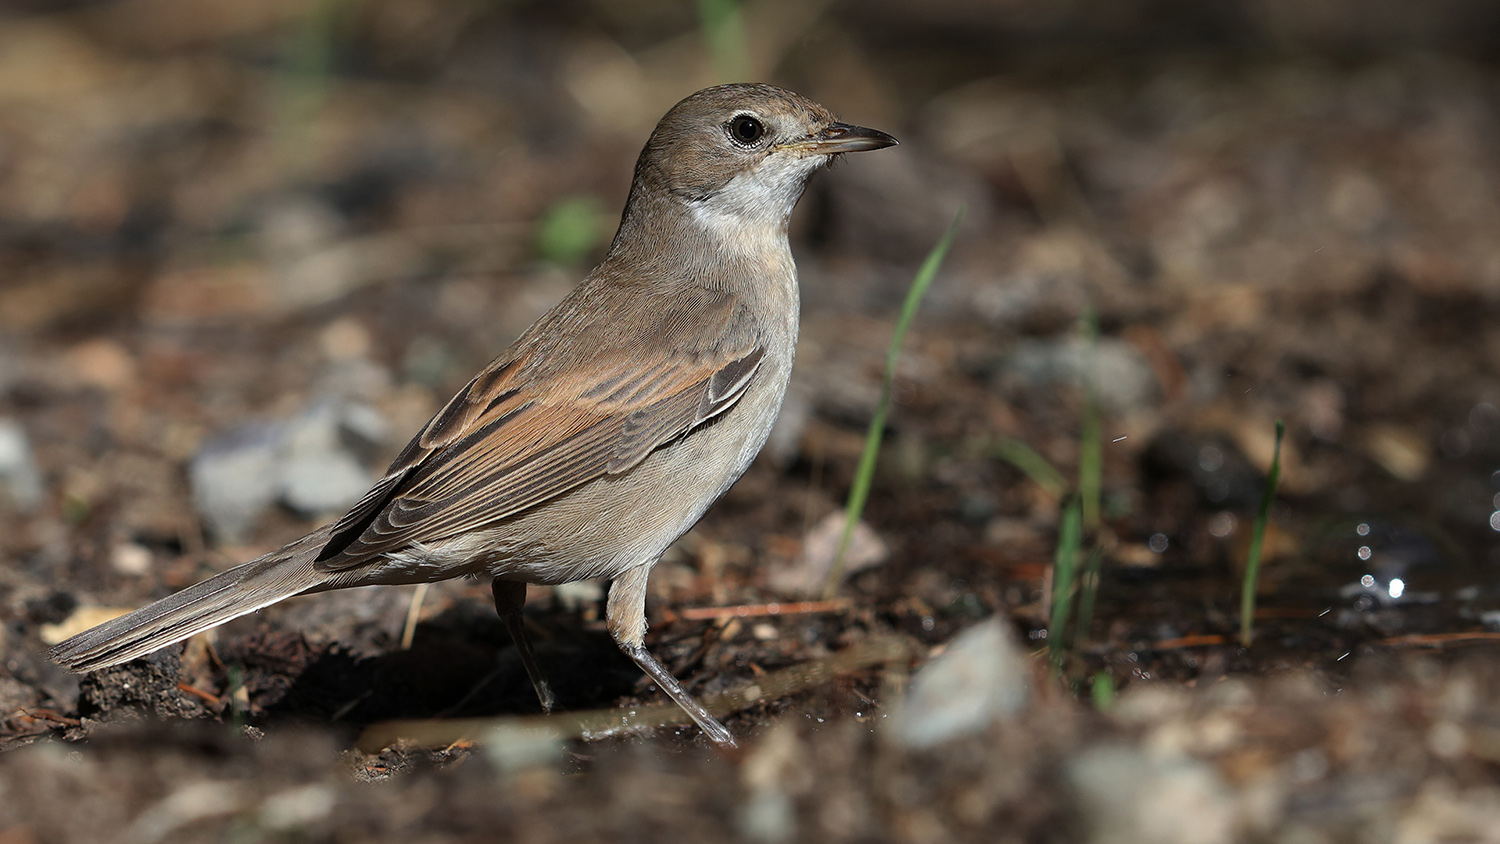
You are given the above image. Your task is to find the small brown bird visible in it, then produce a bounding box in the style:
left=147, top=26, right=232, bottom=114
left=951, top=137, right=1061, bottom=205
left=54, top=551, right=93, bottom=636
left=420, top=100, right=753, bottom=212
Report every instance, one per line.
left=49, top=83, right=896, bottom=746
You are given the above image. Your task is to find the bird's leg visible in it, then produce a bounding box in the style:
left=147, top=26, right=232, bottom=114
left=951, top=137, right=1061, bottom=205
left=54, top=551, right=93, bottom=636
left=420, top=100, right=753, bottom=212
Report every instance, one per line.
left=491, top=579, right=556, bottom=713
left=607, top=565, right=736, bottom=747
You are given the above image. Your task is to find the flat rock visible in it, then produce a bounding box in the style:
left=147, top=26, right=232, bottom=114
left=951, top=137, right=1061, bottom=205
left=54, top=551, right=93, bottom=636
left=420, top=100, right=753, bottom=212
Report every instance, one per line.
left=0, top=418, right=43, bottom=510
left=190, top=400, right=386, bottom=543
left=888, top=616, right=1031, bottom=749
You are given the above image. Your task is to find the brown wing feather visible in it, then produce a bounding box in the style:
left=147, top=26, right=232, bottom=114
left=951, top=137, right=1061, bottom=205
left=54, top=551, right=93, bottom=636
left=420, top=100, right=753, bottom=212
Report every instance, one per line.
left=316, top=359, right=524, bottom=562
left=316, top=286, right=765, bottom=570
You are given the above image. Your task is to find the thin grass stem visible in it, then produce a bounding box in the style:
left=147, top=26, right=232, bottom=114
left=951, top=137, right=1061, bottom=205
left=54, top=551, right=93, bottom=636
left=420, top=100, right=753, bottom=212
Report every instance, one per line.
left=1091, top=671, right=1116, bottom=710
left=696, top=0, right=751, bottom=82
left=821, top=209, right=964, bottom=600
left=1073, top=545, right=1104, bottom=647
left=991, top=438, right=1068, bottom=500
left=1047, top=497, right=1083, bottom=670
left=1239, top=420, right=1286, bottom=647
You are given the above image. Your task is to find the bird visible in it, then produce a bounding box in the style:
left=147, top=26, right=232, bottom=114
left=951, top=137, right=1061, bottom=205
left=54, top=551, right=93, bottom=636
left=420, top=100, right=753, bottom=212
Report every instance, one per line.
left=48, top=83, right=897, bottom=747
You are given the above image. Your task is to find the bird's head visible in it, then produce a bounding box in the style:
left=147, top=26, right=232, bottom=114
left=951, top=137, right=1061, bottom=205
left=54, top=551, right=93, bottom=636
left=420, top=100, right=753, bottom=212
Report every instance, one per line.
left=621, top=83, right=897, bottom=243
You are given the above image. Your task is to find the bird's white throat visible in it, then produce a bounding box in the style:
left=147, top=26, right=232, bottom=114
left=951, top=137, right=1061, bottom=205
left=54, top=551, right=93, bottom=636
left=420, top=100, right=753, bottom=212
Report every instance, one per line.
left=687, top=152, right=825, bottom=258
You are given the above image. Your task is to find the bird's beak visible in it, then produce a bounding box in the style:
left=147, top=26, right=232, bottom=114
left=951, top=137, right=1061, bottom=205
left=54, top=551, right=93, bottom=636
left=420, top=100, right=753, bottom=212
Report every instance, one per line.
left=785, top=122, right=899, bottom=154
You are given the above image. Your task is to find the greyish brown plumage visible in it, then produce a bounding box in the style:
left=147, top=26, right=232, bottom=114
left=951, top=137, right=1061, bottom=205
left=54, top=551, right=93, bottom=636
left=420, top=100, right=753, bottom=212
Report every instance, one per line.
left=48, top=83, right=897, bottom=746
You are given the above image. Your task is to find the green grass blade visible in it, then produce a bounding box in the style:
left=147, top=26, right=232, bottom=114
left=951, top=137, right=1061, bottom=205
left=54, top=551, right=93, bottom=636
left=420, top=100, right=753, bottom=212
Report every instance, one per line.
left=1073, top=545, right=1104, bottom=646
left=1239, top=420, right=1286, bottom=647
left=537, top=195, right=608, bottom=265
left=821, top=208, right=965, bottom=600
left=274, top=0, right=348, bottom=170
left=696, top=0, right=751, bottom=82
left=991, top=438, right=1068, bottom=500
left=1048, top=497, right=1083, bottom=669
left=1091, top=671, right=1116, bottom=710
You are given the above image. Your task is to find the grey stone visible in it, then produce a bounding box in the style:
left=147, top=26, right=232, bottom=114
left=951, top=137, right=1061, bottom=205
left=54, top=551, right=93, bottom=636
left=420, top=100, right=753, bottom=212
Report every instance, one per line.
left=1067, top=745, right=1237, bottom=844
left=1002, top=336, right=1158, bottom=413
left=274, top=401, right=376, bottom=517
left=189, top=400, right=386, bottom=543
left=277, top=453, right=371, bottom=517
left=888, top=616, right=1031, bottom=749
left=0, top=418, right=42, bottom=511
left=190, top=421, right=281, bottom=544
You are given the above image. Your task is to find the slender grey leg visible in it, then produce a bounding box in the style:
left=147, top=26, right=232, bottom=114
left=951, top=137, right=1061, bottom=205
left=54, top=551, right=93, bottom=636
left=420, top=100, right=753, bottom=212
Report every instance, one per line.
left=608, top=565, right=736, bottom=747
left=491, top=579, right=556, bottom=713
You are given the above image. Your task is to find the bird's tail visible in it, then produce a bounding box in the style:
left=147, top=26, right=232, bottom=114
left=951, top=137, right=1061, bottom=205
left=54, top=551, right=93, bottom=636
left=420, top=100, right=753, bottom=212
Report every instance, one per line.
left=48, top=528, right=336, bottom=673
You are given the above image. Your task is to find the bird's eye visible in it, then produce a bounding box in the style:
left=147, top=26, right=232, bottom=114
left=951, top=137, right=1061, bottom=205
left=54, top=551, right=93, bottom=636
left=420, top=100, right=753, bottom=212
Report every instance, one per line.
left=728, top=114, right=764, bottom=146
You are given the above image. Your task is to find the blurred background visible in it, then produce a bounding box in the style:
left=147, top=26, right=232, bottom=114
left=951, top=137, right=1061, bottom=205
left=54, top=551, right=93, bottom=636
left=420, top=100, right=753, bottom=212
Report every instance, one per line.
left=3, top=0, right=1500, bottom=840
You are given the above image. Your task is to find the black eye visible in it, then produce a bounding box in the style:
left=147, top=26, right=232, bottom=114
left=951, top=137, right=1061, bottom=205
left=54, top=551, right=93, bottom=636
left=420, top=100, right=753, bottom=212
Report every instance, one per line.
left=728, top=114, right=764, bottom=145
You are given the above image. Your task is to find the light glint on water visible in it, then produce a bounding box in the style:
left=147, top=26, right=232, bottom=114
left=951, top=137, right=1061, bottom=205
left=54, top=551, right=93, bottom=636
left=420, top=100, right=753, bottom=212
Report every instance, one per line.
left=1208, top=512, right=1236, bottom=537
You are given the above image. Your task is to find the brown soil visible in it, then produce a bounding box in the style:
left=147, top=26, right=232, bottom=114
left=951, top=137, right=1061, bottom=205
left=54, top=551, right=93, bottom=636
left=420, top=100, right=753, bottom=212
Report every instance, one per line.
left=3, top=2, right=1500, bottom=841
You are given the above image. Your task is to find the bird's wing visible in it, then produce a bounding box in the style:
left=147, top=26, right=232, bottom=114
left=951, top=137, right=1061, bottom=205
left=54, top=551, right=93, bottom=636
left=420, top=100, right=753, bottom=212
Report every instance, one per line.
left=314, top=288, right=764, bottom=569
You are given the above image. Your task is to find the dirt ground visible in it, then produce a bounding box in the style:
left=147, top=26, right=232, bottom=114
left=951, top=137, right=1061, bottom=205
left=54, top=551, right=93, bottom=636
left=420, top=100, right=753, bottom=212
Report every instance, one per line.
left=4, top=1, right=1500, bottom=842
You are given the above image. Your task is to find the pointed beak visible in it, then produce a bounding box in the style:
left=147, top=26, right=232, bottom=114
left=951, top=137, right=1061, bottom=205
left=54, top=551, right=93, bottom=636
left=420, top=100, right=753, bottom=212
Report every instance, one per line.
left=788, top=122, right=899, bottom=154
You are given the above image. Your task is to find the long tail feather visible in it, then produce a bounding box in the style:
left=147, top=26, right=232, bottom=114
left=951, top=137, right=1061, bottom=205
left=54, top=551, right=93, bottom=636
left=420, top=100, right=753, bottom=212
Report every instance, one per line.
left=48, top=529, right=335, bottom=673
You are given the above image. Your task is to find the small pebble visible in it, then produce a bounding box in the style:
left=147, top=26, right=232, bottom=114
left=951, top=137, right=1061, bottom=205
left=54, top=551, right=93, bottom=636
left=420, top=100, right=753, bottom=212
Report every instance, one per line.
left=111, top=542, right=154, bottom=576
left=889, top=616, right=1031, bottom=749
left=1067, top=746, right=1237, bottom=844
left=0, top=418, right=43, bottom=511
left=190, top=421, right=281, bottom=543
left=190, top=400, right=387, bottom=542
left=1001, top=337, right=1157, bottom=414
